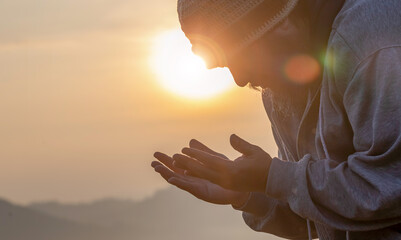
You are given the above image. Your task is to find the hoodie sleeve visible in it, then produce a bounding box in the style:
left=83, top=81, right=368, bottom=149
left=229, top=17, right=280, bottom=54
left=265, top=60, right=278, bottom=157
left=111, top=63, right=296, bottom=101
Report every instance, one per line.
left=266, top=47, right=401, bottom=231
left=235, top=192, right=316, bottom=239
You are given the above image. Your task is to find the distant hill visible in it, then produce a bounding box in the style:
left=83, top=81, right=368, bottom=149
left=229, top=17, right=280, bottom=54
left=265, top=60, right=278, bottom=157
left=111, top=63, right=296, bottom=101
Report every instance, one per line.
left=2, top=188, right=281, bottom=240
left=0, top=199, right=113, bottom=240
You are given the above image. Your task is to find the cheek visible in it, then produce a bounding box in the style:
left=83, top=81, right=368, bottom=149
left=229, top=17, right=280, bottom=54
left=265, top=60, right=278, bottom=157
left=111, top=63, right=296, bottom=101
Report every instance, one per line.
left=228, top=50, right=293, bottom=87
left=254, top=53, right=312, bottom=89
left=252, top=53, right=283, bottom=82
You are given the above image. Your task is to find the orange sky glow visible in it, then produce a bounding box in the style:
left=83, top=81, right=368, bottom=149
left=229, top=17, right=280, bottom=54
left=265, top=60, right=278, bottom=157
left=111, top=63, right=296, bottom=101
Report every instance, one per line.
left=0, top=0, right=277, bottom=204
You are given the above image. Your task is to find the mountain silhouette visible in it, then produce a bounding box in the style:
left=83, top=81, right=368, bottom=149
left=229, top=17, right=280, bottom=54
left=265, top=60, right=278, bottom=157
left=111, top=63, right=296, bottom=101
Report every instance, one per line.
left=2, top=188, right=281, bottom=240
left=0, top=198, right=115, bottom=240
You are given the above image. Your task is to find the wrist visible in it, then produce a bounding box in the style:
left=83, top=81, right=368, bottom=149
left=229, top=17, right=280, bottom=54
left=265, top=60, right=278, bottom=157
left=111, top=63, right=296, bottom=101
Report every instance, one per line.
left=231, top=192, right=251, bottom=209
left=257, top=155, right=272, bottom=192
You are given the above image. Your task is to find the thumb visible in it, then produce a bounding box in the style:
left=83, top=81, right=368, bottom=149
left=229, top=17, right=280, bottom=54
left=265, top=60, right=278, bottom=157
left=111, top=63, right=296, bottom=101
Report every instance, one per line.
left=230, top=134, right=257, bottom=155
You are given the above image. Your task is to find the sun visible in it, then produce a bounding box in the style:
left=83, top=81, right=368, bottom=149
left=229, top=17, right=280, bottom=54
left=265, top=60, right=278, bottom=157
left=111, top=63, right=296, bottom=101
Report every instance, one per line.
left=150, top=29, right=234, bottom=99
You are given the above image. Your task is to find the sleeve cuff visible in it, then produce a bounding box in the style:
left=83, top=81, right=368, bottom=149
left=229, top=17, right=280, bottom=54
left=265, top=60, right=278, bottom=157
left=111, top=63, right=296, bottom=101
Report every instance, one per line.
left=234, top=155, right=312, bottom=218
left=265, top=155, right=312, bottom=203
left=232, top=192, right=278, bottom=217
left=264, top=155, right=317, bottom=220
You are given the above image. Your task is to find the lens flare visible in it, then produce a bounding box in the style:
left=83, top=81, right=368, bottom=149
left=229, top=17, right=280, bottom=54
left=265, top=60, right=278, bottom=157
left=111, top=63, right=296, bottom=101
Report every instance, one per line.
left=284, top=55, right=321, bottom=84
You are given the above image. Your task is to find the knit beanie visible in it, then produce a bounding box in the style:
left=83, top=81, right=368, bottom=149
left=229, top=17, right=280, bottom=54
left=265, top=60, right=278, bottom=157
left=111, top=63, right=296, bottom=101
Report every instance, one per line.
left=177, top=0, right=299, bottom=68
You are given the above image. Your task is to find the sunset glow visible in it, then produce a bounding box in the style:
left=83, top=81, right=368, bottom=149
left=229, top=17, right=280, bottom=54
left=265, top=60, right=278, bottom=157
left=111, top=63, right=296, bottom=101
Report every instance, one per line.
left=150, top=30, right=234, bottom=99
left=0, top=0, right=277, bottom=213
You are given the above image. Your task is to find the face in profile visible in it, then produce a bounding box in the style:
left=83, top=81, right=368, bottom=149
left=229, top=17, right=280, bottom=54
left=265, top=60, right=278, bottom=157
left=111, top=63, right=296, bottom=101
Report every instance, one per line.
left=225, top=18, right=320, bottom=91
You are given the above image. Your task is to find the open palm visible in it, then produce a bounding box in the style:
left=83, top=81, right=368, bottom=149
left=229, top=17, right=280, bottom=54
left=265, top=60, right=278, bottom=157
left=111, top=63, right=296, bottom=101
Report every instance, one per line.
left=152, top=140, right=246, bottom=205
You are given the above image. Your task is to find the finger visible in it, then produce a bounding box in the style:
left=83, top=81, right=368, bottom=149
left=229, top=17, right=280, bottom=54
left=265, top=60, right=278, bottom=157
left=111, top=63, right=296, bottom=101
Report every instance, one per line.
left=151, top=161, right=160, bottom=168
left=168, top=177, right=202, bottom=197
left=189, top=139, right=228, bottom=159
left=181, top=147, right=230, bottom=170
left=173, top=162, right=201, bottom=178
left=154, top=152, right=185, bottom=174
left=172, top=159, right=188, bottom=170
left=151, top=160, right=171, bottom=169
left=230, top=134, right=258, bottom=156
left=171, top=158, right=201, bottom=177
left=172, top=154, right=221, bottom=184
left=153, top=162, right=200, bottom=182
left=153, top=164, right=179, bottom=181
left=183, top=169, right=202, bottom=179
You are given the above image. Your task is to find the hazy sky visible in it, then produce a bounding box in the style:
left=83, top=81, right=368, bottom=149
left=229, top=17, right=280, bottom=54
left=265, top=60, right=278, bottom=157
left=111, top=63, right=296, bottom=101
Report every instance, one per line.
left=0, top=0, right=277, bottom=204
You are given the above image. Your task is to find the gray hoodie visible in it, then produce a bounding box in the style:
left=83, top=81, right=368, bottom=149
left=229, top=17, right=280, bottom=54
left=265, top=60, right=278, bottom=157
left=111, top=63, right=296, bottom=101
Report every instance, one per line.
left=237, top=0, right=401, bottom=239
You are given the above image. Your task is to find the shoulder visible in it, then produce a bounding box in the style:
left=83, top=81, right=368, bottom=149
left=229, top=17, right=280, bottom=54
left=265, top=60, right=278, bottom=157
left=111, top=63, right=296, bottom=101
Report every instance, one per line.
left=324, top=0, right=401, bottom=96
left=332, top=0, right=401, bottom=60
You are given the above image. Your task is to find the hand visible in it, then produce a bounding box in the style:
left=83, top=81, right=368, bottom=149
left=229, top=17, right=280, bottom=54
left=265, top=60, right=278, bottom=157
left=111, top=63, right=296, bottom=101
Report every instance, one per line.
left=152, top=150, right=249, bottom=207
left=173, top=134, right=272, bottom=193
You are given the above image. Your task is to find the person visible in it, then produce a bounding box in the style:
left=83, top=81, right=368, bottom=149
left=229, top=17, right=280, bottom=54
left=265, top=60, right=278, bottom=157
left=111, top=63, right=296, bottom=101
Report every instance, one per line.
left=151, top=0, right=401, bottom=239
